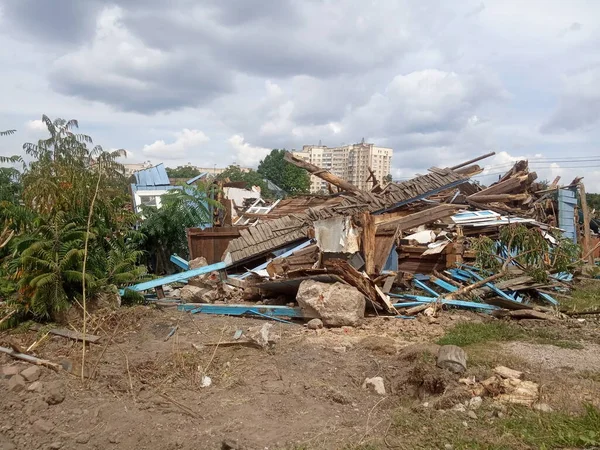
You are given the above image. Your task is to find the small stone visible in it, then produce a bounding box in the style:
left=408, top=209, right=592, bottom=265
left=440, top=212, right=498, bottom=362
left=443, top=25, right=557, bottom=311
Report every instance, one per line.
left=332, top=346, right=346, bottom=353
left=27, top=381, right=43, bottom=392
left=468, top=396, right=482, bottom=410
left=497, top=411, right=505, bottom=419
left=59, top=360, right=73, bottom=373
left=1, top=366, right=21, bottom=379
left=33, top=419, right=53, bottom=434
left=75, top=433, right=91, bottom=444
left=44, top=382, right=65, bottom=405
left=451, top=404, right=466, bottom=412
left=48, top=442, right=63, bottom=449
left=307, top=318, right=324, bottom=330
left=444, top=445, right=454, bottom=450
left=362, top=376, right=386, bottom=395
left=533, top=403, right=554, bottom=413
left=467, top=410, right=478, bottom=420
left=8, top=374, right=25, bottom=392
left=20, top=366, right=41, bottom=382
left=108, top=434, right=120, bottom=444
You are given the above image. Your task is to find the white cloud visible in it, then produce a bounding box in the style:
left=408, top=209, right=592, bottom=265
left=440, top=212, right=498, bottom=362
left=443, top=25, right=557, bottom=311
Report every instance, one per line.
left=142, top=129, right=209, bottom=159
left=542, top=66, right=600, bottom=132
left=26, top=119, right=46, bottom=132
left=228, top=134, right=270, bottom=167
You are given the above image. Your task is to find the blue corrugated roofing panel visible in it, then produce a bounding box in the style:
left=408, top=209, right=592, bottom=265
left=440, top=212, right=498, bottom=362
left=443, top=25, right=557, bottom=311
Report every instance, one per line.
left=134, top=163, right=170, bottom=187
left=558, top=187, right=577, bottom=242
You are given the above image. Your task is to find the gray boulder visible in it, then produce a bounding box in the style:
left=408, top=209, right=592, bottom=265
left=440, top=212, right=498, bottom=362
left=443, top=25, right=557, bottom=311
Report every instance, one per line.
left=296, top=281, right=365, bottom=327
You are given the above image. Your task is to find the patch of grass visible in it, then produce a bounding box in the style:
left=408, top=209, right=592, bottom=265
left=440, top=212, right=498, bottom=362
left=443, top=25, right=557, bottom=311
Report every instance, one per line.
left=438, top=321, right=584, bottom=350
left=501, top=403, right=600, bottom=448
left=385, top=403, right=600, bottom=449
left=437, top=321, right=523, bottom=347
left=560, top=282, right=600, bottom=312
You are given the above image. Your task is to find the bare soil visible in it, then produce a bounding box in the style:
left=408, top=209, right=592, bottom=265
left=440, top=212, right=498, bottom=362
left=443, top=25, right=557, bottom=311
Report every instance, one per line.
left=1, top=306, right=600, bottom=450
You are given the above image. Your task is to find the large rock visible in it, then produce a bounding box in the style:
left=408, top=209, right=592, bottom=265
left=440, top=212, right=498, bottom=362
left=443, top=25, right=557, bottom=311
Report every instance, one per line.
left=296, top=281, right=365, bottom=327
left=179, top=285, right=211, bottom=303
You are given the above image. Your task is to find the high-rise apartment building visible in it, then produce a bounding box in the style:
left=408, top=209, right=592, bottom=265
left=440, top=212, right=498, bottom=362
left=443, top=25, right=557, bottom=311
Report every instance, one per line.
left=292, top=142, right=393, bottom=193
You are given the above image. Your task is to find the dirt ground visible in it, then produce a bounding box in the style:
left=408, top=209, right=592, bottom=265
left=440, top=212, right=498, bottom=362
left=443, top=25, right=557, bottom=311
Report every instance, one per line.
left=1, top=305, right=600, bottom=450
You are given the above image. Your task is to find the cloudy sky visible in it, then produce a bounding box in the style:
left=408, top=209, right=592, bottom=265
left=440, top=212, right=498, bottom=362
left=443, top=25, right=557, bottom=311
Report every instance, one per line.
left=1, top=0, right=600, bottom=190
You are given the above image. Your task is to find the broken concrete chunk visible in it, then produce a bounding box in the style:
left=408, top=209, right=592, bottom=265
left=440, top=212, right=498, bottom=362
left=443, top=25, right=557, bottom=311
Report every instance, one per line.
left=20, top=365, right=41, bottom=382
left=188, top=257, right=208, bottom=270
left=296, top=280, right=365, bottom=327
left=493, top=366, right=523, bottom=380
left=8, top=374, right=25, bottom=392
left=306, top=318, right=323, bottom=330
left=362, top=376, right=386, bottom=395
left=437, top=345, right=467, bottom=374
left=533, top=403, right=553, bottom=413
left=468, top=396, right=482, bottom=410
left=246, top=323, right=276, bottom=349
left=179, top=285, right=211, bottom=304
left=1, top=365, right=21, bottom=379
left=27, top=381, right=43, bottom=392
left=44, top=382, right=65, bottom=405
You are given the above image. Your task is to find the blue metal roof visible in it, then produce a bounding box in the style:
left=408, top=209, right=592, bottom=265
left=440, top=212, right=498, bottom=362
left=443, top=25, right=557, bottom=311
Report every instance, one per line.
left=134, top=163, right=170, bottom=187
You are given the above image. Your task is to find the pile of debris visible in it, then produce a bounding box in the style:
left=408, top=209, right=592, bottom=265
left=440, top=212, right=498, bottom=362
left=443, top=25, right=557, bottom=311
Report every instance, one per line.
left=123, top=151, right=597, bottom=326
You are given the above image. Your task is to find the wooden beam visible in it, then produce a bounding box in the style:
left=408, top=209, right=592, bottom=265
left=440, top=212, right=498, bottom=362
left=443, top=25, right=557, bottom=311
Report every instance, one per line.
left=579, top=182, right=594, bottom=265
left=284, top=151, right=360, bottom=192
left=468, top=193, right=529, bottom=203
left=376, top=205, right=463, bottom=233
left=449, top=152, right=496, bottom=170
left=362, top=212, right=377, bottom=275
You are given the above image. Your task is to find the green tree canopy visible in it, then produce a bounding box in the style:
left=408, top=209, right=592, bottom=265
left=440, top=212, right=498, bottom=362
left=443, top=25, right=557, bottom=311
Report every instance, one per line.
left=0, top=115, right=147, bottom=320
left=587, top=193, right=600, bottom=212
left=257, top=149, right=310, bottom=195
left=166, top=165, right=201, bottom=179
left=217, top=165, right=273, bottom=198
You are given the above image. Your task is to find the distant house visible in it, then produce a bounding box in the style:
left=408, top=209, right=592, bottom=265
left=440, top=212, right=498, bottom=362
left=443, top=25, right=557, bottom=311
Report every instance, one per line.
left=130, top=163, right=182, bottom=213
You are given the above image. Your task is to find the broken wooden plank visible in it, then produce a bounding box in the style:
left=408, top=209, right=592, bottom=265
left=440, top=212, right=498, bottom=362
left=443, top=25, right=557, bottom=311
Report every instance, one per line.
left=0, top=346, right=61, bottom=370
left=29, top=324, right=102, bottom=344
left=284, top=151, right=360, bottom=192
left=376, top=205, right=464, bottom=233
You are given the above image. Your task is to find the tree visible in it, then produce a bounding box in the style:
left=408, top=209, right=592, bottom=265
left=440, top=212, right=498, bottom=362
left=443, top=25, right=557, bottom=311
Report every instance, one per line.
left=217, top=165, right=273, bottom=198
left=257, top=149, right=310, bottom=195
left=586, top=193, right=600, bottom=213
left=383, top=174, right=393, bottom=184
left=1, top=115, right=147, bottom=320
left=166, top=165, right=201, bottom=179
left=139, top=184, right=218, bottom=273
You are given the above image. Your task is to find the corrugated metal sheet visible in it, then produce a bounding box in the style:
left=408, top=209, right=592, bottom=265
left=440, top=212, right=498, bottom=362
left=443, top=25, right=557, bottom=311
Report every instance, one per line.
left=558, top=187, right=577, bottom=242
left=134, top=163, right=170, bottom=187
left=186, top=172, right=209, bottom=185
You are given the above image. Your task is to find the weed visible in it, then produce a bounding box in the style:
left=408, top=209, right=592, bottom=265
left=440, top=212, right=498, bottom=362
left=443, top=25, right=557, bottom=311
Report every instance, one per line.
left=500, top=403, right=600, bottom=448
left=560, top=282, right=600, bottom=312
left=437, top=321, right=523, bottom=347
left=438, top=321, right=584, bottom=350
left=383, top=402, right=600, bottom=449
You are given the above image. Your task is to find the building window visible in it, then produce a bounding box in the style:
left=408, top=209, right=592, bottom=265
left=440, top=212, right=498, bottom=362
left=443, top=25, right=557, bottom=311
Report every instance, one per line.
left=139, top=195, right=158, bottom=207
